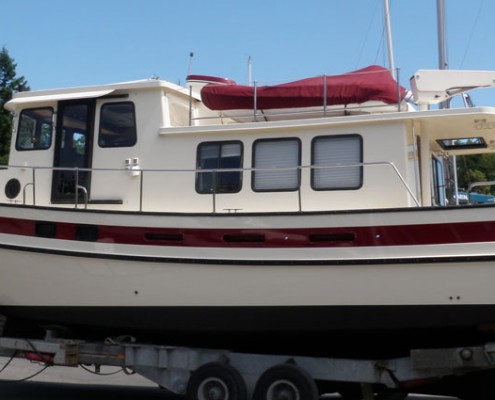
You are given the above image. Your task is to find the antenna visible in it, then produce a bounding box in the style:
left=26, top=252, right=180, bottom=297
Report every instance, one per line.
left=187, top=52, right=194, bottom=76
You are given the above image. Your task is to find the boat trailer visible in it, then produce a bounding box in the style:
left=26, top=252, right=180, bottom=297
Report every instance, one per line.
left=1, top=318, right=495, bottom=399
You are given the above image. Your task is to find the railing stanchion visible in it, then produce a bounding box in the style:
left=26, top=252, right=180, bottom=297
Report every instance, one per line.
left=32, top=167, right=36, bottom=205
left=396, top=67, right=401, bottom=112
left=298, top=167, right=302, bottom=212
left=212, top=170, right=217, bottom=213
left=22, top=183, right=34, bottom=205
left=188, top=86, right=193, bottom=126
left=323, top=74, right=327, bottom=117
left=253, top=81, right=258, bottom=122
left=75, top=168, right=79, bottom=209
left=139, top=170, right=144, bottom=212
left=76, top=185, right=88, bottom=209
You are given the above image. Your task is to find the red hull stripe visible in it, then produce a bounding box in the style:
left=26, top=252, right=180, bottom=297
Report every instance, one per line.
left=1, top=216, right=495, bottom=248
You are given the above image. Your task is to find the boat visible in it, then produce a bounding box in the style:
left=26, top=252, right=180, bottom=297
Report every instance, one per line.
left=2, top=65, right=495, bottom=359
left=198, top=65, right=408, bottom=121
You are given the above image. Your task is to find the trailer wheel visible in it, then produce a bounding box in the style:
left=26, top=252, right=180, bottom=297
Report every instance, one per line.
left=252, top=364, right=319, bottom=400
left=186, top=362, right=247, bottom=400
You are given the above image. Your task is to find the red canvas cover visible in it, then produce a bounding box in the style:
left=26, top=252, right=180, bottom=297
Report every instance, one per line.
left=201, top=65, right=406, bottom=111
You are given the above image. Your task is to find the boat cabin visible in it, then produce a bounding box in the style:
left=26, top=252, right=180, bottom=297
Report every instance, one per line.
left=2, top=67, right=495, bottom=213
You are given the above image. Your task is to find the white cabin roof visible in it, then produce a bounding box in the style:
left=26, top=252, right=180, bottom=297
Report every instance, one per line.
left=5, top=79, right=198, bottom=112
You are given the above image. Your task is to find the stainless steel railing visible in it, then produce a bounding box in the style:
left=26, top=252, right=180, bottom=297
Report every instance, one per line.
left=1, top=161, right=420, bottom=213
left=188, top=68, right=405, bottom=126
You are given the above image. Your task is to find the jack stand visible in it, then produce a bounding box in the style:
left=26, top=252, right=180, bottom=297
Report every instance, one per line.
left=43, top=325, right=71, bottom=340
left=0, top=315, right=5, bottom=336
left=361, top=383, right=374, bottom=400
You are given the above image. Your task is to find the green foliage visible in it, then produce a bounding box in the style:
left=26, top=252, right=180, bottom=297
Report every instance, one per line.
left=457, top=154, right=495, bottom=194
left=0, top=46, right=29, bottom=165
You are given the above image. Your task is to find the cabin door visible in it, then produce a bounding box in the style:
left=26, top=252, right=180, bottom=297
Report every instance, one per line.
left=51, top=100, right=95, bottom=203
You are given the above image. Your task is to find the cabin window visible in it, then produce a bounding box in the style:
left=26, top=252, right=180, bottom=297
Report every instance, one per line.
left=98, top=102, right=137, bottom=147
left=196, top=141, right=243, bottom=194
left=311, top=135, right=363, bottom=190
left=252, top=138, right=301, bottom=192
left=431, top=156, right=447, bottom=206
left=16, top=107, right=53, bottom=150
left=437, top=137, right=486, bottom=150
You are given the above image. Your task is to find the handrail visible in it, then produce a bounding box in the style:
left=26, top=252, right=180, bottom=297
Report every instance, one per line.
left=2, top=161, right=420, bottom=212
left=467, top=180, right=495, bottom=192
left=467, top=181, right=495, bottom=204
left=75, top=185, right=88, bottom=209
left=22, top=182, right=34, bottom=205
left=189, top=101, right=404, bottom=123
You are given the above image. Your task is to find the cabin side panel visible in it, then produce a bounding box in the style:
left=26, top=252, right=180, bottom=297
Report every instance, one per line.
left=89, top=90, right=164, bottom=210
left=141, top=122, right=413, bottom=213
left=1, top=104, right=56, bottom=206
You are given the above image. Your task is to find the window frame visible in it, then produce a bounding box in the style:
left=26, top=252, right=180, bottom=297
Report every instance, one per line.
left=251, top=137, right=301, bottom=193
left=310, top=134, right=363, bottom=191
left=98, top=101, right=137, bottom=148
left=195, top=140, right=244, bottom=194
left=437, top=137, right=487, bottom=150
left=15, top=107, right=54, bottom=151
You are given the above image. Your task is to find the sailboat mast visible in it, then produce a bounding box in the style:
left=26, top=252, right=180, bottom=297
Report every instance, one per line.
left=436, top=0, right=459, bottom=204
left=248, top=56, right=253, bottom=86
left=383, top=0, right=395, bottom=76
left=437, top=0, right=448, bottom=71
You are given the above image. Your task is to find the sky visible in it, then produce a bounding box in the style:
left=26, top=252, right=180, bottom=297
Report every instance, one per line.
left=2, top=0, right=495, bottom=106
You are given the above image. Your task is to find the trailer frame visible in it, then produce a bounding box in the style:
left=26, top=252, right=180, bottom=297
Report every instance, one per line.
left=1, top=325, right=495, bottom=400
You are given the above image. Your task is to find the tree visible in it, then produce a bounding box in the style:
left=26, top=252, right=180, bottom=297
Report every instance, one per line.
left=457, top=153, right=495, bottom=194
left=0, top=46, right=29, bottom=165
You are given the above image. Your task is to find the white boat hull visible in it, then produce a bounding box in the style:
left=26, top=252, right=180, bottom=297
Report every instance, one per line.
left=1, top=240, right=495, bottom=308
left=2, top=204, right=495, bottom=357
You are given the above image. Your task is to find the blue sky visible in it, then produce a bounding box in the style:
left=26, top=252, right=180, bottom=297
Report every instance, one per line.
left=2, top=0, right=495, bottom=106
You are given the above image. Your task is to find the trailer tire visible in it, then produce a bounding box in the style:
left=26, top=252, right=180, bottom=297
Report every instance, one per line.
left=186, top=362, right=247, bottom=400
left=252, top=364, right=319, bottom=400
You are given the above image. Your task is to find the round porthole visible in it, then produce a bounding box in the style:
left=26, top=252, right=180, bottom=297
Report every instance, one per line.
left=5, top=179, right=21, bottom=199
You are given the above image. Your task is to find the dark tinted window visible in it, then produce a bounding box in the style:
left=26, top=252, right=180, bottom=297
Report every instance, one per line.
left=16, top=107, right=53, bottom=150
left=99, top=102, right=137, bottom=147
left=196, top=141, right=242, bottom=194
